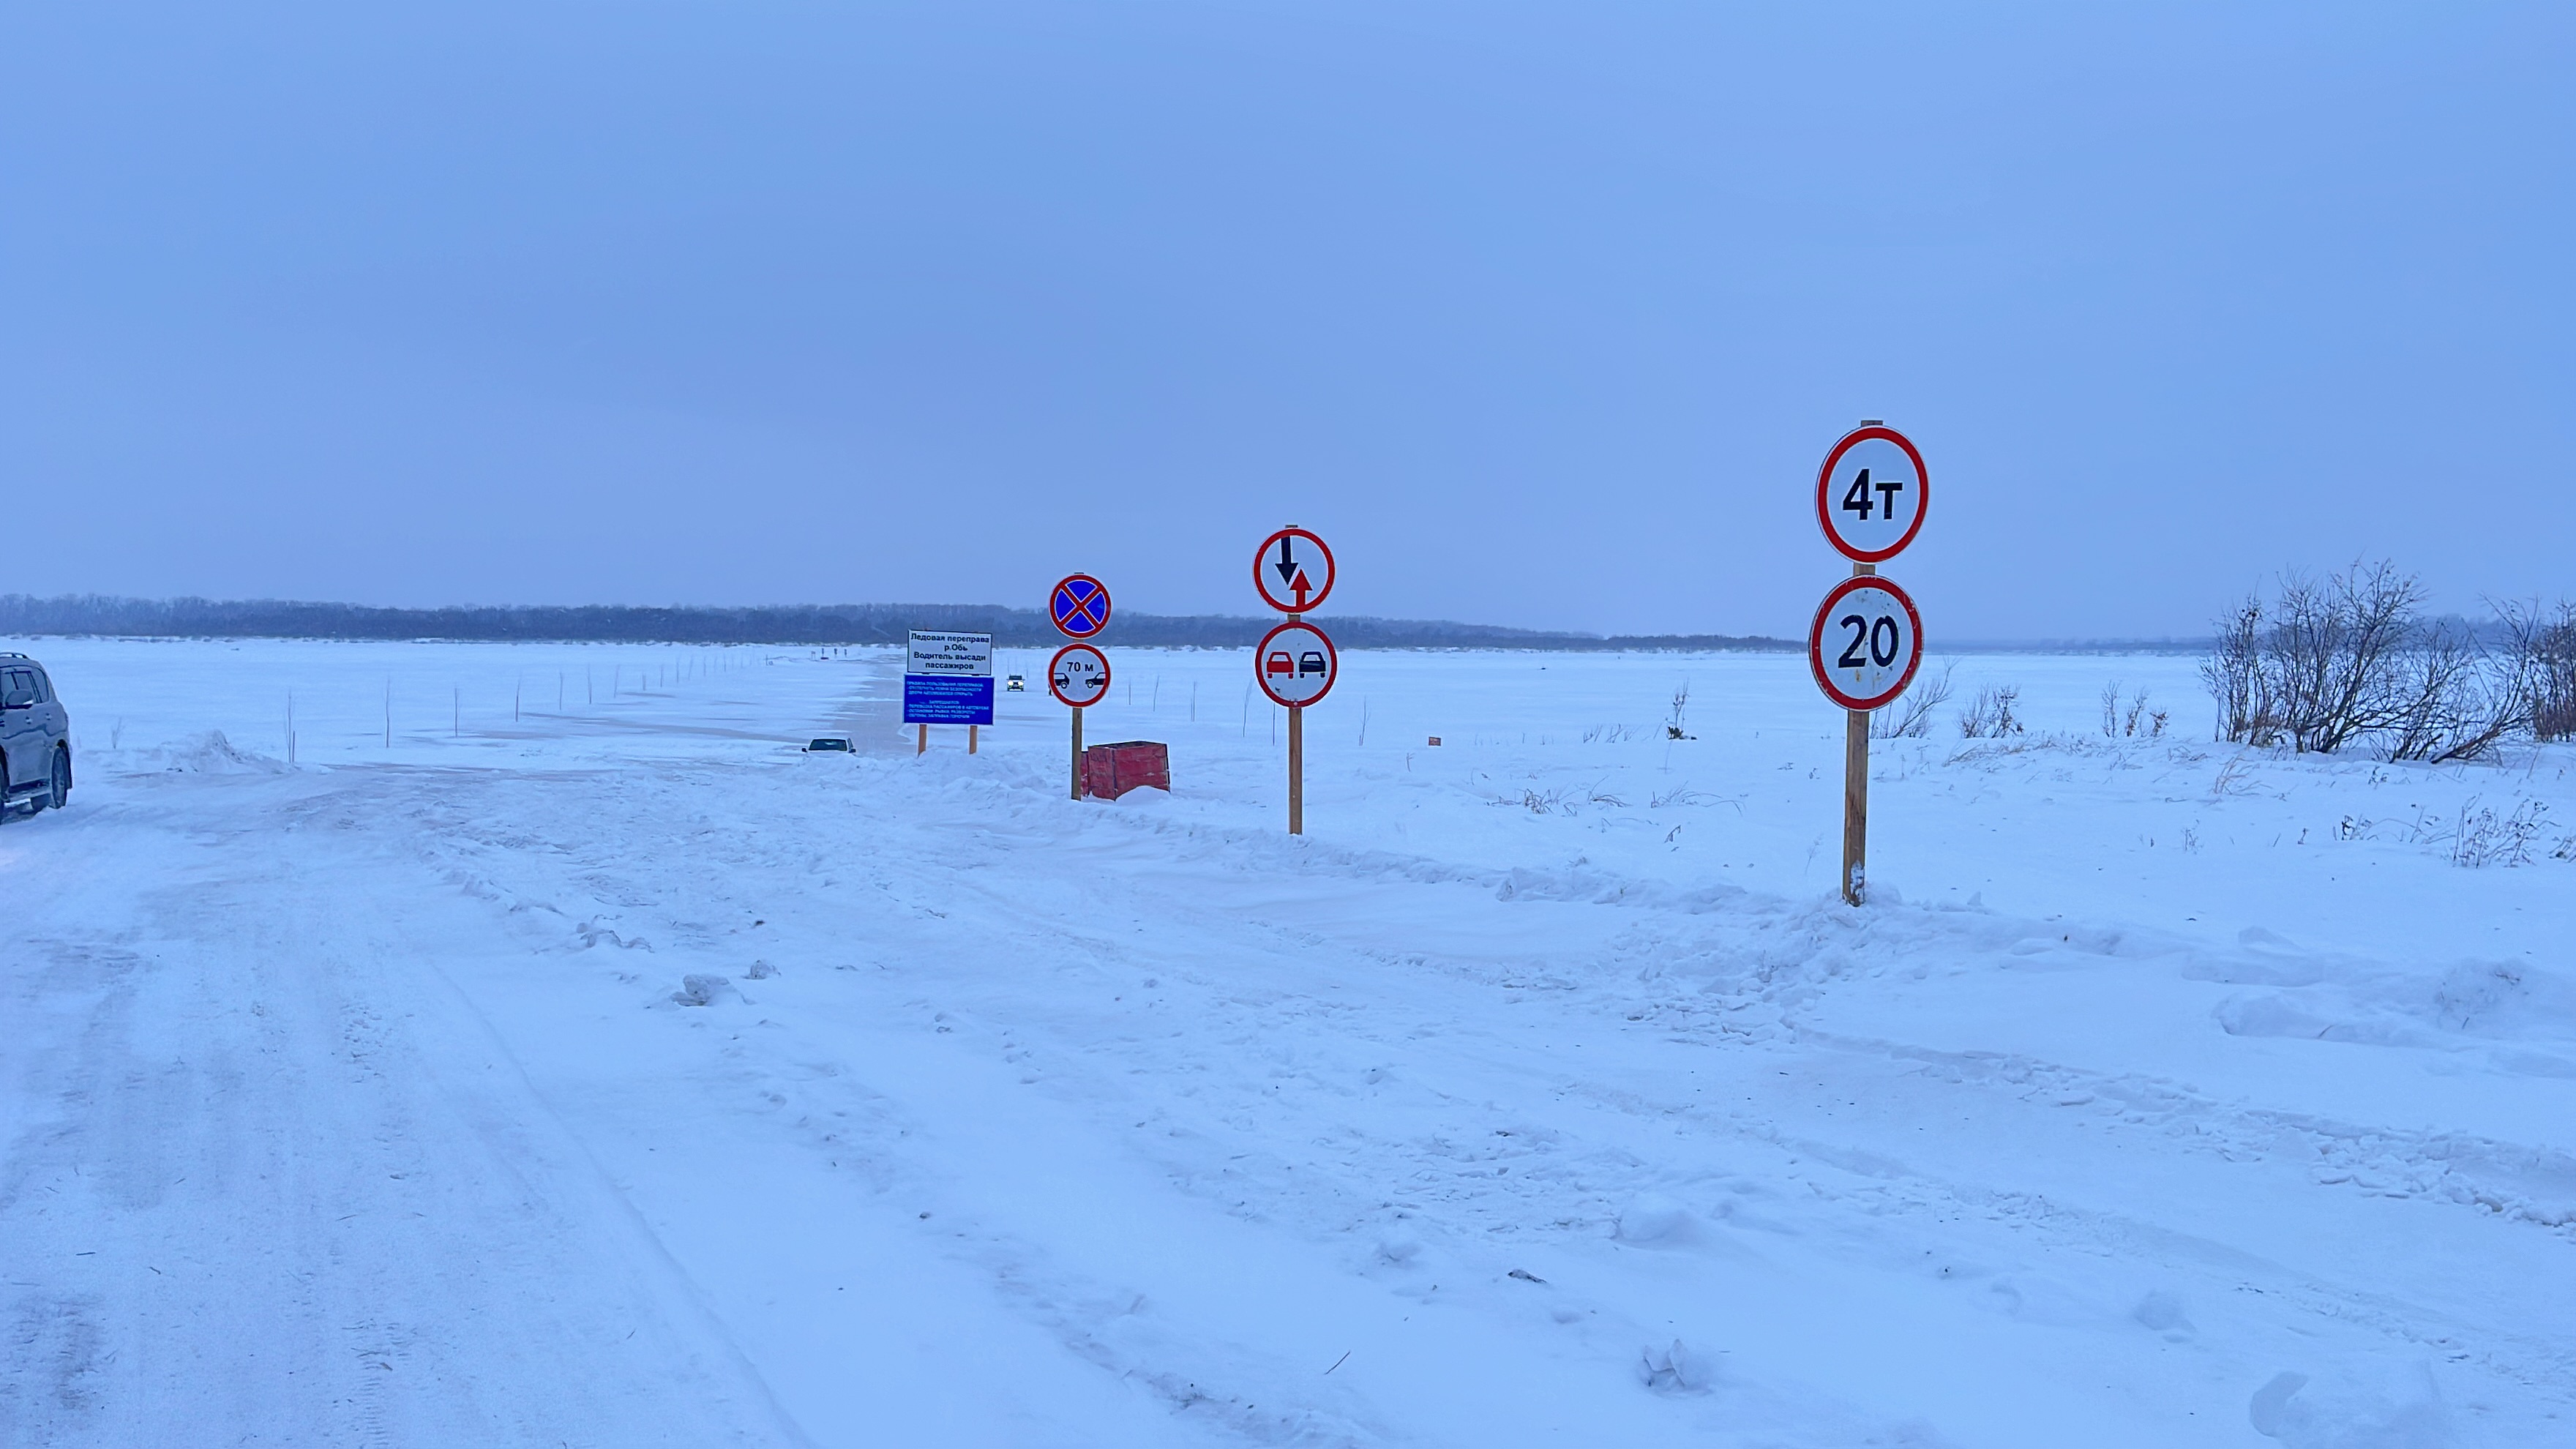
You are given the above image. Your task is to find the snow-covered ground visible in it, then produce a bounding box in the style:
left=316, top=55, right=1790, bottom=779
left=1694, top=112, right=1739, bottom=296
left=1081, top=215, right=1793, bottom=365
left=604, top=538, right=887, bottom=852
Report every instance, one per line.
left=4, top=638, right=2572, bottom=1448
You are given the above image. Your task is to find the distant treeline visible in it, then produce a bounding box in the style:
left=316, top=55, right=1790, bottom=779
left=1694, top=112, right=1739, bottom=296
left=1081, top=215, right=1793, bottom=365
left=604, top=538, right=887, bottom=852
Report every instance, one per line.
left=0, top=595, right=1798, bottom=653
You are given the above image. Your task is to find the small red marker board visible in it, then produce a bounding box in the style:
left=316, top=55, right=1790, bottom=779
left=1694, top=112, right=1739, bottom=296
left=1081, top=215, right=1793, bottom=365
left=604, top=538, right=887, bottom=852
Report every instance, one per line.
left=1254, top=528, right=1335, bottom=613
left=1049, top=574, right=1112, bottom=638
left=1814, top=424, right=1930, bottom=564
left=1808, top=575, right=1925, bottom=711
left=1049, top=643, right=1111, bottom=707
left=1254, top=621, right=1337, bottom=706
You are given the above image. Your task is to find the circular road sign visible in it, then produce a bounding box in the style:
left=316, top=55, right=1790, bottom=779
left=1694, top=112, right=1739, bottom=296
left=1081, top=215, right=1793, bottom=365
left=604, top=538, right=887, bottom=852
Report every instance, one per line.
left=1254, top=527, right=1336, bottom=614
left=1815, top=424, right=1929, bottom=564
left=1254, top=621, right=1338, bottom=708
left=1049, top=574, right=1112, bottom=638
left=1049, top=643, right=1111, bottom=708
left=1808, top=575, right=1925, bottom=712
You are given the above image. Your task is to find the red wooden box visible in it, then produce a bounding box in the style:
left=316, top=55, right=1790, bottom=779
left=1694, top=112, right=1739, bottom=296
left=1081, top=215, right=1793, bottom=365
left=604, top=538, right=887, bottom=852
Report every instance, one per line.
left=1082, top=741, right=1170, bottom=800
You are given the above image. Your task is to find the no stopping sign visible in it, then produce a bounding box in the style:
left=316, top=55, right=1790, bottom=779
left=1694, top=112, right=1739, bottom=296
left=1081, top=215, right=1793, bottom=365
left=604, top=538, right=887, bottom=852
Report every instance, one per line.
left=1808, top=576, right=1924, bottom=711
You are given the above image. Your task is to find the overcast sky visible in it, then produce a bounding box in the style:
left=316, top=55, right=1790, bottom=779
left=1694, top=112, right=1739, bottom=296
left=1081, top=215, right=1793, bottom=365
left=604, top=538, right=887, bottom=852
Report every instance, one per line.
left=4, top=3, right=2569, bottom=640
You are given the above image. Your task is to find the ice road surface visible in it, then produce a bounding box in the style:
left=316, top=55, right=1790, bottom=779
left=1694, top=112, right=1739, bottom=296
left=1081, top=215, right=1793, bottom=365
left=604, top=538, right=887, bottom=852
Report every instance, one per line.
left=4, top=639, right=2572, bottom=1448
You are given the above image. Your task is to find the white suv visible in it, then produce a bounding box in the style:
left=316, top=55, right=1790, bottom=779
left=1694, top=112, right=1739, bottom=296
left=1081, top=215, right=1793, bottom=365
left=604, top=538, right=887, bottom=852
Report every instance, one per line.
left=0, top=654, right=72, bottom=817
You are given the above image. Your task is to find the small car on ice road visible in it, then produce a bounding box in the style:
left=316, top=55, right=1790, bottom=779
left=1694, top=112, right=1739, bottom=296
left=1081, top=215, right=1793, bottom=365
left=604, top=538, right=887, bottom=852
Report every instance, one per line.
left=0, top=654, right=72, bottom=817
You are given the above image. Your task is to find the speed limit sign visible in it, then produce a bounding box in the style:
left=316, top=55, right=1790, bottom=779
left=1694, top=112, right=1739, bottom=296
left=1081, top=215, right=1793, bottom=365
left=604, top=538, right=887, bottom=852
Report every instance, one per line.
left=1808, top=575, right=1924, bottom=711
left=1815, top=424, right=1928, bottom=564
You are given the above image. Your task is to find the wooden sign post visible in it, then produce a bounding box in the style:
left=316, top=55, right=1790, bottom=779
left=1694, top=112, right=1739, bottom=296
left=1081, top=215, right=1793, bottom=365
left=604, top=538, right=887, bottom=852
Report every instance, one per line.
left=1048, top=641, right=1110, bottom=796
left=1287, top=669, right=1305, bottom=835
left=1253, top=527, right=1338, bottom=836
left=1809, top=423, right=1930, bottom=907
left=1841, top=562, right=1874, bottom=903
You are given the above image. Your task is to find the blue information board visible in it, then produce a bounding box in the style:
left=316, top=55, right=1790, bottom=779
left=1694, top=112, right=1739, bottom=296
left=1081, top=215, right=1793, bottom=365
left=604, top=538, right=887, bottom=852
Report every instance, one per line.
left=902, top=675, right=995, bottom=725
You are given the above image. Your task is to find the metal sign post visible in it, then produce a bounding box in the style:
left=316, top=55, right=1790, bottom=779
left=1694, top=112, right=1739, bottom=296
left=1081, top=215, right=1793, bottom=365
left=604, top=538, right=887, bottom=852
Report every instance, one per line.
left=1047, top=575, right=1114, bottom=798
left=1253, top=527, right=1338, bottom=836
left=1810, top=423, right=1929, bottom=906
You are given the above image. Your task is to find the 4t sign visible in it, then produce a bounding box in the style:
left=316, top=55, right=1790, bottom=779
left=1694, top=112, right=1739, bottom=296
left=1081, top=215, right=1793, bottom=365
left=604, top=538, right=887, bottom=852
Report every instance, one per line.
left=1815, top=424, right=1929, bottom=564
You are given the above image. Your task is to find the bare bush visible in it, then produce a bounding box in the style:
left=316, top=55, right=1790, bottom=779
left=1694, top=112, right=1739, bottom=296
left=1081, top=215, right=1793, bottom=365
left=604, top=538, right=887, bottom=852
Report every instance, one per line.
left=2098, top=681, right=2168, bottom=738
left=1873, top=661, right=1955, bottom=740
left=2204, top=561, right=2529, bottom=760
left=2385, top=623, right=2519, bottom=763
left=2201, top=597, right=2279, bottom=745
left=2270, top=562, right=2422, bottom=753
left=2500, top=599, right=2576, bottom=743
left=1958, top=684, right=2022, bottom=738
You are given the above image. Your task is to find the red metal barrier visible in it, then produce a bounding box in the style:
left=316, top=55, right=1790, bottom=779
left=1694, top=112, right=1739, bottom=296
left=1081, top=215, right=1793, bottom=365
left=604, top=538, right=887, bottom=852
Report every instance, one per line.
left=1082, top=741, right=1170, bottom=801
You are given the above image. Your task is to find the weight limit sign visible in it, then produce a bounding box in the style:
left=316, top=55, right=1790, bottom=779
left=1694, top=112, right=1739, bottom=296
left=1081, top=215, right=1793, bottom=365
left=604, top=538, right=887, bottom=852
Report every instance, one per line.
left=1814, top=424, right=1929, bottom=564
left=1808, top=575, right=1925, bottom=712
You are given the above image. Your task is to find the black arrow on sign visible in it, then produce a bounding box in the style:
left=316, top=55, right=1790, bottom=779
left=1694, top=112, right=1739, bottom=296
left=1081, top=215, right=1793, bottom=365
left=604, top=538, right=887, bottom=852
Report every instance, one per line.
left=1275, top=534, right=1299, bottom=587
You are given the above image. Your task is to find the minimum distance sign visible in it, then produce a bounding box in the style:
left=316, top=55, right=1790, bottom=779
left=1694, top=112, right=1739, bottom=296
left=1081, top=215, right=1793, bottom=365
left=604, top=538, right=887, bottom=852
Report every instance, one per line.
left=1254, top=527, right=1335, bottom=613
left=1049, top=643, right=1110, bottom=708
left=1253, top=621, right=1337, bottom=707
left=1815, top=423, right=1930, bottom=564
left=1808, top=575, right=1925, bottom=712
left=1049, top=574, right=1112, bottom=638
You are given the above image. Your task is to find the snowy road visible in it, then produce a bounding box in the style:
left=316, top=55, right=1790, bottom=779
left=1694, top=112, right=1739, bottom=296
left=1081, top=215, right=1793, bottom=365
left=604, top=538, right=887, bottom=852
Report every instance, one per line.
left=4, top=642, right=2572, bottom=1446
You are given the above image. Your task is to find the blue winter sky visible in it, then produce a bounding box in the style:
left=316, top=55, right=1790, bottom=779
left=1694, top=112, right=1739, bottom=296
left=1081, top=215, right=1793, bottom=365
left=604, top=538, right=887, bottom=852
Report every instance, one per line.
left=4, top=3, right=2569, bottom=640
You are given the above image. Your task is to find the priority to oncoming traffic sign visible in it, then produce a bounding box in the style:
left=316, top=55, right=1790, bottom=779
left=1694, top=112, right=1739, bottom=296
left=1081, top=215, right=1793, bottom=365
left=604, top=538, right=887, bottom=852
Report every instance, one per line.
left=1254, top=528, right=1335, bottom=614
left=1814, top=424, right=1930, bottom=564
left=1048, top=643, right=1110, bottom=708
left=1807, top=576, right=1924, bottom=712
left=1049, top=574, right=1112, bottom=638
left=1254, top=621, right=1337, bottom=707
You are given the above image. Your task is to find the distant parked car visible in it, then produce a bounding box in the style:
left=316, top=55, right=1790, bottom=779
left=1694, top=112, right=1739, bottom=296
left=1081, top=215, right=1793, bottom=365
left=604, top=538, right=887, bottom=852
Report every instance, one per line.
left=0, top=654, right=72, bottom=817
left=803, top=737, right=853, bottom=752
left=1006, top=673, right=1026, bottom=692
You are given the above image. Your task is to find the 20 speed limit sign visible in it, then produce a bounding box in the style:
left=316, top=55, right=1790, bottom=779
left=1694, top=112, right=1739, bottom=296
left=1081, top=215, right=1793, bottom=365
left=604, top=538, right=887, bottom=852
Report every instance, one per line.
left=1049, top=643, right=1110, bottom=707
left=1815, top=424, right=1929, bottom=564
left=1808, top=575, right=1924, bottom=711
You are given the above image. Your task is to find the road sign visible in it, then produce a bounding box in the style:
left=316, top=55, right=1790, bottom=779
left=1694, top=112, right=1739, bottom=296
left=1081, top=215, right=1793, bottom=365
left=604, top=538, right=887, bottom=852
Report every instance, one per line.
left=1254, top=621, right=1338, bottom=707
left=1808, top=576, right=1924, bottom=712
left=1049, top=643, right=1110, bottom=708
left=1049, top=574, right=1112, bottom=638
left=1815, top=424, right=1930, bottom=564
left=903, top=630, right=995, bottom=724
left=1254, top=527, right=1336, bottom=613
